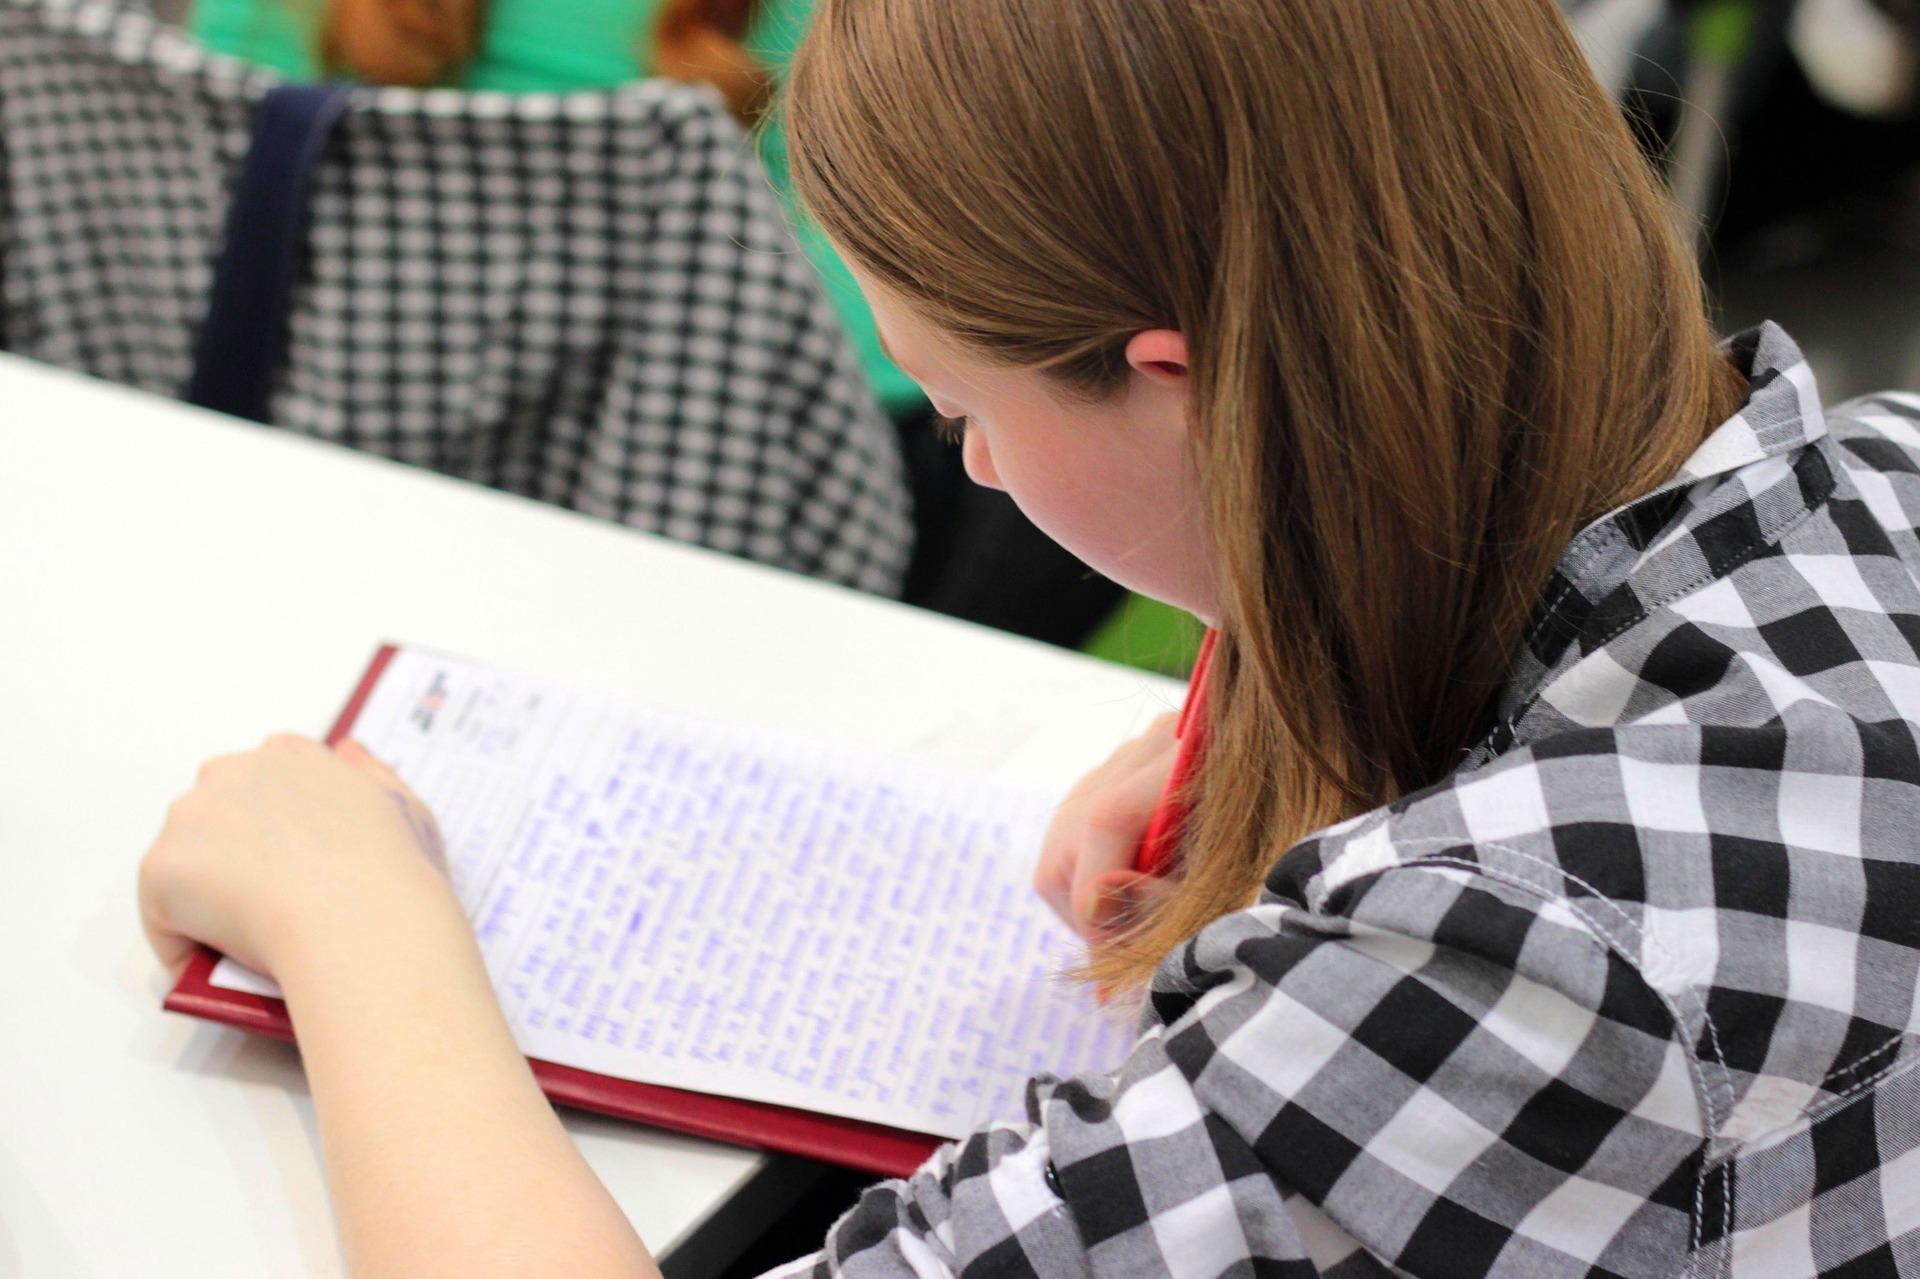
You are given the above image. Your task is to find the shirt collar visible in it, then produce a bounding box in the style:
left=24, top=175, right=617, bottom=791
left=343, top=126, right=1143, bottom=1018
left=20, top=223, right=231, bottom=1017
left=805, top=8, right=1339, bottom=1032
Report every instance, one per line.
left=1547, top=320, right=1830, bottom=585
left=1666, top=321, right=1828, bottom=486
left=1482, top=322, right=1837, bottom=746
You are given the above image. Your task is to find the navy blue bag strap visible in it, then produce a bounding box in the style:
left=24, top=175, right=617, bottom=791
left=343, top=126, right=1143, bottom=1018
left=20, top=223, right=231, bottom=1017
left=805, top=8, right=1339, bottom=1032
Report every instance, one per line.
left=186, top=84, right=353, bottom=423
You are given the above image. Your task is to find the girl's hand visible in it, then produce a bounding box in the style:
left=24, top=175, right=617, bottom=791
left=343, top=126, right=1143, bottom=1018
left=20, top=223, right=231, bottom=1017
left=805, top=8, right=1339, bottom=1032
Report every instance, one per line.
left=1036, top=712, right=1180, bottom=940
left=144, top=740, right=662, bottom=1278
left=139, top=735, right=455, bottom=981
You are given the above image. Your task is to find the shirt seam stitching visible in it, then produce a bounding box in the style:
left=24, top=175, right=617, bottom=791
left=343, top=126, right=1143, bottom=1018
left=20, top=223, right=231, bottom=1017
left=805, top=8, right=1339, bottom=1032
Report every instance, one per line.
left=1346, top=846, right=1729, bottom=1264
left=1493, top=462, right=1837, bottom=754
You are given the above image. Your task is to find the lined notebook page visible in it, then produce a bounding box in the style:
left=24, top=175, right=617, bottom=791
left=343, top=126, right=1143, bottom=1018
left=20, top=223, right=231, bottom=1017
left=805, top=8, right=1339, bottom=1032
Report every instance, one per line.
left=213, top=648, right=1137, bottom=1138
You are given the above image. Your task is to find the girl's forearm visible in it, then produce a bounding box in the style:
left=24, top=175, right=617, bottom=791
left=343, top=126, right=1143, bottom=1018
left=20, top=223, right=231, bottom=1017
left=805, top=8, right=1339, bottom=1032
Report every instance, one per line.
left=275, top=895, right=662, bottom=1279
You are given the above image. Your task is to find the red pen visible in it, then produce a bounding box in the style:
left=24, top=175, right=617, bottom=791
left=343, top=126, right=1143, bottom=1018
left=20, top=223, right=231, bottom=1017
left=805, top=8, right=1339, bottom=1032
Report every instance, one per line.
left=1135, top=628, right=1217, bottom=877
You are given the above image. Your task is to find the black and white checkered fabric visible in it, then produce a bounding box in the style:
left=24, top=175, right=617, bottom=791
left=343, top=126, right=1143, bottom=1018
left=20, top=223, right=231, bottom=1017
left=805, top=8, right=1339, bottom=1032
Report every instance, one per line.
left=765, top=325, right=1920, bottom=1277
left=0, top=0, right=911, bottom=594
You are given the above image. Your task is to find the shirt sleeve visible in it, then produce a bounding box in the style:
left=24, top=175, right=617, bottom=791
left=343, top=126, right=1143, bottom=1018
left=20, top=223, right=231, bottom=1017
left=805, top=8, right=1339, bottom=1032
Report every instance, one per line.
left=759, top=859, right=1708, bottom=1278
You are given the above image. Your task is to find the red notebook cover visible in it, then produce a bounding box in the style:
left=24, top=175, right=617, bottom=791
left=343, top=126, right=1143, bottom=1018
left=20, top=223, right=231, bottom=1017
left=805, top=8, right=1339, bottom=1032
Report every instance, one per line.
left=163, top=644, right=945, bottom=1180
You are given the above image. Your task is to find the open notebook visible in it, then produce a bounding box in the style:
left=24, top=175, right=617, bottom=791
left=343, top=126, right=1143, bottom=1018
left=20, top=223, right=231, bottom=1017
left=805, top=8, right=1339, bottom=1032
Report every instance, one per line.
left=166, top=645, right=1138, bottom=1177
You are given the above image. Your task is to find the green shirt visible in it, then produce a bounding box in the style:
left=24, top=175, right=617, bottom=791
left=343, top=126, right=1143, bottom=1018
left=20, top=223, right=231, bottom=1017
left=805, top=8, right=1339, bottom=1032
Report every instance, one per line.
left=188, top=0, right=924, bottom=417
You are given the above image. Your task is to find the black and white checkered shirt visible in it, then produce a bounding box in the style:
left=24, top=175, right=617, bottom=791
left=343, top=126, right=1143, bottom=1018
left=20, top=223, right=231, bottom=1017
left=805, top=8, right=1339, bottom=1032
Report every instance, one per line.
left=0, top=0, right=911, bottom=594
left=769, top=325, right=1920, bottom=1277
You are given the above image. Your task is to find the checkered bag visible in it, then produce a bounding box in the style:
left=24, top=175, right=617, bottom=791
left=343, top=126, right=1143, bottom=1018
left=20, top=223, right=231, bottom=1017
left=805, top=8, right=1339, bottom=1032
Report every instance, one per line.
left=0, top=0, right=912, bottom=595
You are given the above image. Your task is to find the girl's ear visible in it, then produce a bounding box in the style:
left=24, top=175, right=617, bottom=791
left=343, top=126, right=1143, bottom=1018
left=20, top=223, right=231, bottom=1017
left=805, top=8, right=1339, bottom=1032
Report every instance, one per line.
left=1124, top=330, right=1191, bottom=387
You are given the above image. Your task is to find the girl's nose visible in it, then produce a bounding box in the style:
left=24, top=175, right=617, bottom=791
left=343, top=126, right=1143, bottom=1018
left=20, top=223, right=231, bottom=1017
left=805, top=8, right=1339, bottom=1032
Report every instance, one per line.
left=961, top=427, right=1004, bottom=491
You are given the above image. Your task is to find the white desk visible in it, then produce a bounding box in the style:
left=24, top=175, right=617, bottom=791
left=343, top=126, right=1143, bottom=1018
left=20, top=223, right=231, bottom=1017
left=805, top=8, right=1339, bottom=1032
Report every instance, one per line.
left=0, top=355, right=1183, bottom=1277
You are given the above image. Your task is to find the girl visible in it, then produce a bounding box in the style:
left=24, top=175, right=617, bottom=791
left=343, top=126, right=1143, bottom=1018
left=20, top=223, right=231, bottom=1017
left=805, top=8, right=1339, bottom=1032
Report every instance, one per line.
left=139, top=0, right=1920, bottom=1275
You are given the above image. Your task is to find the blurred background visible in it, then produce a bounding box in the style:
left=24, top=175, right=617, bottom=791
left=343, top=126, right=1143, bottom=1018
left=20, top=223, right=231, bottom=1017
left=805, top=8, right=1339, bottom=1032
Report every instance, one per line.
left=1566, top=0, right=1920, bottom=402
left=25, top=0, right=1920, bottom=673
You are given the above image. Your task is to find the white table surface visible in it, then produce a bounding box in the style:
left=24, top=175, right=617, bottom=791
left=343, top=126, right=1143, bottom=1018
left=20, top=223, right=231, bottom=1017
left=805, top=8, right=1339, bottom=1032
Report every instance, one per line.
left=0, top=355, right=1185, bottom=1278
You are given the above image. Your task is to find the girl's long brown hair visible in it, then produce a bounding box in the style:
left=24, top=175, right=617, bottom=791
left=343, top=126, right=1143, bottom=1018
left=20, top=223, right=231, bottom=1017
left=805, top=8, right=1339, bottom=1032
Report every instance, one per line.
left=318, top=0, right=771, bottom=123
left=788, top=0, right=1747, bottom=989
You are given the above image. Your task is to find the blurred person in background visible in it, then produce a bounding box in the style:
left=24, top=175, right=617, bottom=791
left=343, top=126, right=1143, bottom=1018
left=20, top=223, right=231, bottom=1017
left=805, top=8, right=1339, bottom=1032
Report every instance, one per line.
left=187, top=0, right=1130, bottom=645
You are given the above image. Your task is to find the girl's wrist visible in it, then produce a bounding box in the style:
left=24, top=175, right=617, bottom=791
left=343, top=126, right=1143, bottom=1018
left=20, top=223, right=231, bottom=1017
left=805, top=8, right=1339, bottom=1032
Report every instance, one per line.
left=267, top=863, right=474, bottom=1001
left=268, top=864, right=659, bottom=1279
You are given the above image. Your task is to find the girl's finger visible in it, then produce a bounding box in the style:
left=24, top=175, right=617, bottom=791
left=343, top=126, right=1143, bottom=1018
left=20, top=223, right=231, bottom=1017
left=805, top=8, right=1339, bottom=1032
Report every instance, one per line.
left=1084, top=868, right=1176, bottom=938
left=1068, top=759, right=1175, bottom=936
left=337, top=738, right=404, bottom=788
left=139, top=894, right=200, bottom=979
left=1037, top=712, right=1184, bottom=934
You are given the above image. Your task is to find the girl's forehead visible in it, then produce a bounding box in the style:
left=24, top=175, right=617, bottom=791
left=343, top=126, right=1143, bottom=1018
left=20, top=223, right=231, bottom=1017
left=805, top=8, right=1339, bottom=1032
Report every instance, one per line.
left=860, top=281, right=965, bottom=387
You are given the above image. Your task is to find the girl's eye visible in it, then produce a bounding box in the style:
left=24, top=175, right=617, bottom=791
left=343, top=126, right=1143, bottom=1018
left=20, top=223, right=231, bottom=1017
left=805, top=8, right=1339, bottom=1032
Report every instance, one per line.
left=933, top=415, right=969, bottom=445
